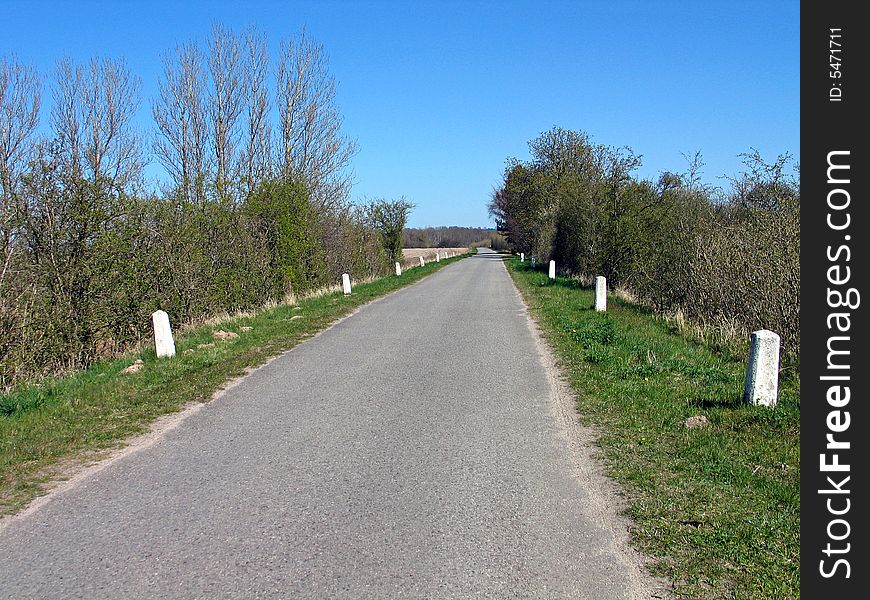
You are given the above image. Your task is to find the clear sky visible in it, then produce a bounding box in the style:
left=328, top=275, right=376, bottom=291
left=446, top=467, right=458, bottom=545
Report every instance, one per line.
left=3, top=0, right=798, bottom=228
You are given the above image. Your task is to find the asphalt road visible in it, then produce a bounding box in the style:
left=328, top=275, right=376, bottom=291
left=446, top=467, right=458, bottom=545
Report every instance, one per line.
left=0, top=248, right=660, bottom=599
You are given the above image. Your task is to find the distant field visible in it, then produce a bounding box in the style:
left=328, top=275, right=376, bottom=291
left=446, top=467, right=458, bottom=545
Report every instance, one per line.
left=401, top=247, right=469, bottom=266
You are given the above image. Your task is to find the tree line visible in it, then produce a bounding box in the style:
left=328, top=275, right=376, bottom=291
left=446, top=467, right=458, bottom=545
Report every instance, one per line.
left=402, top=226, right=506, bottom=250
left=490, top=127, right=799, bottom=361
left=0, top=26, right=411, bottom=389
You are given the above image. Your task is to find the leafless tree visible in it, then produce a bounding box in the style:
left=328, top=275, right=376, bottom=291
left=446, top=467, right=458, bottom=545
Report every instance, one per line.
left=153, top=42, right=208, bottom=202
left=51, top=58, right=82, bottom=178
left=0, top=56, right=41, bottom=213
left=52, top=56, right=142, bottom=191
left=240, top=25, right=271, bottom=196
left=207, top=24, right=243, bottom=198
left=0, top=56, right=40, bottom=293
left=276, top=29, right=358, bottom=210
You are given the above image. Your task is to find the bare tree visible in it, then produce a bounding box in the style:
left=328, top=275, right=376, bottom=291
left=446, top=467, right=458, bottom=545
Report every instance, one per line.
left=207, top=23, right=243, bottom=198
left=52, top=56, right=142, bottom=191
left=240, top=25, right=271, bottom=196
left=0, top=56, right=41, bottom=213
left=51, top=58, right=83, bottom=178
left=153, top=42, right=208, bottom=202
left=276, top=29, right=357, bottom=210
left=0, top=56, right=40, bottom=294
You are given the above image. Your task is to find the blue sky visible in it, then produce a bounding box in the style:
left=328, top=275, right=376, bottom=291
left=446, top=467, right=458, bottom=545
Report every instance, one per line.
left=3, top=1, right=798, bottom=228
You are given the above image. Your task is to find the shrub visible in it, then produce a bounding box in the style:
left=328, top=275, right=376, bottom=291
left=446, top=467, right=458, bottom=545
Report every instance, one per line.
left=490, top=128, right=800, bottom=362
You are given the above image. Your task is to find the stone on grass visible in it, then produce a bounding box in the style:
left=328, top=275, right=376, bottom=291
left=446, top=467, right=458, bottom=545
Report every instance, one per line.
left=197, top=342, right=215, bottom=349
left=121, top=359, right=144, bottom=375
left=240, top=326, right=253, bottom=332
left=684, top=415, right=710, bottom=429
left=212, top=330, right=239, bottom=341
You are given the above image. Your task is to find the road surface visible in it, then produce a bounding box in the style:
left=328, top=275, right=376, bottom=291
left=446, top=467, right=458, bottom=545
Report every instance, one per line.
left=0, top=248, right=662, bottom=599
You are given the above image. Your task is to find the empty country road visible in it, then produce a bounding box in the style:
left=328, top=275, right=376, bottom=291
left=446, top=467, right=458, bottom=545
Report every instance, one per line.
left=0, top=249, right=663, bottom=599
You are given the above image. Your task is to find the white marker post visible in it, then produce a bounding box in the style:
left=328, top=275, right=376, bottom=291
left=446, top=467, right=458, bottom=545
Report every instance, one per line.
left=743, top=330, right=781, bottom=407
left=395, top=262, right=402, bottom=276
left=151, top=310, right=176, bottom=358
left=419, top=256, right=425, bottom=267
left=436, top=252, right=440, bottom=262
left=342, top=273, right=352, bottom=295
left=594, top=276, right=607, bottom=312
left=520, top=253, right=524, bottom=262
left=548, top=260, right=556, bottom=280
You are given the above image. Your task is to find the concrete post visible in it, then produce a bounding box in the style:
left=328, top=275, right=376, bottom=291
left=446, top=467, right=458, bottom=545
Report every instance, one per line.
left=548, top=260, right=556, bottom=279
left=395, top=262, right=402, bottom=276
left=151, top=310, right=176, bottom=358
left=743, top=330, right=781, bottom=407
left=594, top=276, right=607, bottom=312
left=520, top=253, right=524, bottom=262
left=419, top=256, right=425, bottom=267
left=342, top=273, right=352, bottom=295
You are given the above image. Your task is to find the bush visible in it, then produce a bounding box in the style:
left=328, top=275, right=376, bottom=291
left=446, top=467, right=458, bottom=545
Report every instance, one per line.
left=0, top=176, right=400, bottom=389
left=1, top=36, right=406, bottom=390
left=490, top=128, right=800, bottom=362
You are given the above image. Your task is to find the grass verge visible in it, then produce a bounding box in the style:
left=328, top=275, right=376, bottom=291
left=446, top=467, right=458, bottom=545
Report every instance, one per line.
left=506, top=258, right=799, bottom=600
left=0, top=253, right=470, bottom=517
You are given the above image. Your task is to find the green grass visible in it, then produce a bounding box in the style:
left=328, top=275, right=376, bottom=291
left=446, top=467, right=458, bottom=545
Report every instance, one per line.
left=507, top=259, right=799, bottom=600
left=0, top=253, right=470, bottom=516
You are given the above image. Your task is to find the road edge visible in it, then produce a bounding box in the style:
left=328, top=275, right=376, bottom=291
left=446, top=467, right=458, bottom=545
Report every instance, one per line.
left=499, top=257, right=673, bottom=600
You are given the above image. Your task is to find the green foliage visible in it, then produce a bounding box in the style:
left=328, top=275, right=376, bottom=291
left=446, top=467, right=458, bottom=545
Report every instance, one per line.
left=491, top=127, right=800, bottom=362
left=243, top=178, right=326, bottom=296
left=367, top=197, right=415, bottom=266
left=1, top=169, right=403, bottom=388
left=485, top=230, right=510, bottom=251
